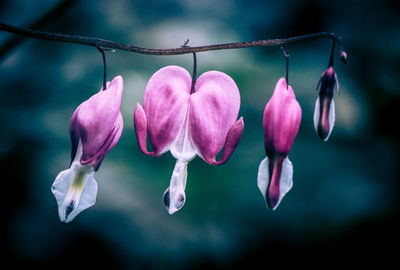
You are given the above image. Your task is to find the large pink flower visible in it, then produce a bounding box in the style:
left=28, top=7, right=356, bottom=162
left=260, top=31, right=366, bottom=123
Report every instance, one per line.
left=134, top=66, right=244, bottom=214
left=52, top=76, right=124, bottom=222
left=257, top=78, right=301, bottom=210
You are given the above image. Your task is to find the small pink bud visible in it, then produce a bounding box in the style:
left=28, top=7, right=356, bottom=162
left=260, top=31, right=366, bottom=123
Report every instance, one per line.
left=313, top=67, right=339, bottom=141
left=257, top=78, right=301, bottom=210
left=52, top=76, right=124, bottom=222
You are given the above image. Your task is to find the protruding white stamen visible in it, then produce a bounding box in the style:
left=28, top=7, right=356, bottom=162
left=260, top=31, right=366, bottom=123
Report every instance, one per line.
left=164, top=160, right=188, bottom=214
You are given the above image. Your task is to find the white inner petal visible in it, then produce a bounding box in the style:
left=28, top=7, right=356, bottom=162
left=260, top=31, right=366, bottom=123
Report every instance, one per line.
left=278, top=156, right=293, bottom=209
left=257, top=156, right=293, bottom=210
left=51, top=141, right=98, bottom=223
left=325, top=98, right=335, bottom=141
left=313, top=96, right=320, bottom=134
left=257, top=156, right=269, bottom=201
left=169, top=110, right=197, bottom=162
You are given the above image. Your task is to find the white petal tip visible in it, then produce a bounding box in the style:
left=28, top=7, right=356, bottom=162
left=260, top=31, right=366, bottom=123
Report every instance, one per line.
left=163, top=160, right=188, bottom=214
left=51, top=164, right=97, bottom=223
left=167, top=208, right=179, bottom=215
left=257, top=157, right=269, bottom=201
left=257, top=156, right=293, bottom=211
left=163, top=187, right=185, bottom=215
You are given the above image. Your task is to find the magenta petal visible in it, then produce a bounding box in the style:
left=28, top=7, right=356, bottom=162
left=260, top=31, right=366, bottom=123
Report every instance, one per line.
left=141, top=66, right=191, bottom=155
left=70, top=75, right=124, bottom=170
left=266, top=155, right=284, bottom=209
left=82, top=112, right=123, bottom=170
left=315, top=96, right=334, bottom=141
left=263, top=78, right=301, bottom=156
left=134, top=103, right=158, bottom=156
left=189, top=71, right=241, bottom=164
left=205, top=117, right=244, bottom=165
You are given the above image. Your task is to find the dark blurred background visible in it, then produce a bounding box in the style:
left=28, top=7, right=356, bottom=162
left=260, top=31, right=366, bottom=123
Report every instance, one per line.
left=1, top=0, right=399, bottom=268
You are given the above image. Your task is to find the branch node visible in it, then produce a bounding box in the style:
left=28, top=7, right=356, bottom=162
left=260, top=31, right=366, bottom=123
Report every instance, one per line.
left=181, top=39, right=190, bottom=48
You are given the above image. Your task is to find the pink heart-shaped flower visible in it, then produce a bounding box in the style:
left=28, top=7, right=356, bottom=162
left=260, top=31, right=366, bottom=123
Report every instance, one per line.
left=134, top=66, right=244, bottom=214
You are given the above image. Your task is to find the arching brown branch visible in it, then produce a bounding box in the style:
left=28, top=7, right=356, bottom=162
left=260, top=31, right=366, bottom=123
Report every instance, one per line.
left=0, top=22, right=345, bottom=57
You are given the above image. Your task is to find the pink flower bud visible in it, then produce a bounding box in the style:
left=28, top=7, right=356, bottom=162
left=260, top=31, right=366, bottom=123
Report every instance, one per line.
left=313, top=67, right=339, bottom=141
left=257, top=78, right=301, bottom=210
left=52, top=76, right=124, bottom=222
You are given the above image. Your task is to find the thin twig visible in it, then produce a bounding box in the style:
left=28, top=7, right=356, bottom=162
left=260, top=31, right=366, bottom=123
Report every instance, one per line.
left=0, top=22, right=345, bottom=56
left=0, top=0, right=79, bottom=60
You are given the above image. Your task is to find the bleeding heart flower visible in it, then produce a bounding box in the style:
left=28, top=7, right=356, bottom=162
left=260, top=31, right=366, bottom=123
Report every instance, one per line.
left=134, top=66, right=244, bottom=214
left=51, top=76, right=124, bottom=223
left=257, top=77, right=301, bottom=210
left=313, top=66, right=339, bottom=141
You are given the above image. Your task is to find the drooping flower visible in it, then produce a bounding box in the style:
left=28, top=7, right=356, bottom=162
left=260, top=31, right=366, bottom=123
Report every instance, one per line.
left=51, top=76, right=124, bottom=223
left=313, top=66, right=339, bottom=141
left=257, top=77, right=301, bottom=210
left=134, top=66, right=244, bottom=214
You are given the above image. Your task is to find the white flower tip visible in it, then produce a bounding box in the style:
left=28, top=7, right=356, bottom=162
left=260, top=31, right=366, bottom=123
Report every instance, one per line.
left=163, top=187, right=186, bottom=215
left=51, top=163, right=97, bottom=223
left=257, top=156, right=293, bottom=210
left=257, top=157, right=269, bottom=201
left=163, top=160, right=188, bottom=214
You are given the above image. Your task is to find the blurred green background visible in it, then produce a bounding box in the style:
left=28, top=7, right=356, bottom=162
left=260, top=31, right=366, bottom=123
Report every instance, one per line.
left=1, top=0, right=399, bottom=268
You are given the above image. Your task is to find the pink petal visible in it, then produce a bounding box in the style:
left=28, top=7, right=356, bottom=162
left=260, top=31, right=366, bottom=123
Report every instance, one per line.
left=314, top=97, right=335, bottom=141
left=141, top=66, right=191, bottom=155
left=263, top=78, right=301, bottom=156
left=206, top=117, right=244, bottom=165
left=189, top=71, right=241, bottom=164
left=70, top=75, right=124, bottom=170
left=84, top=112, right=123, bottom=169
left=69, top=106, right=80, bottom=165
left=134, top=103, right=157, bottom=156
